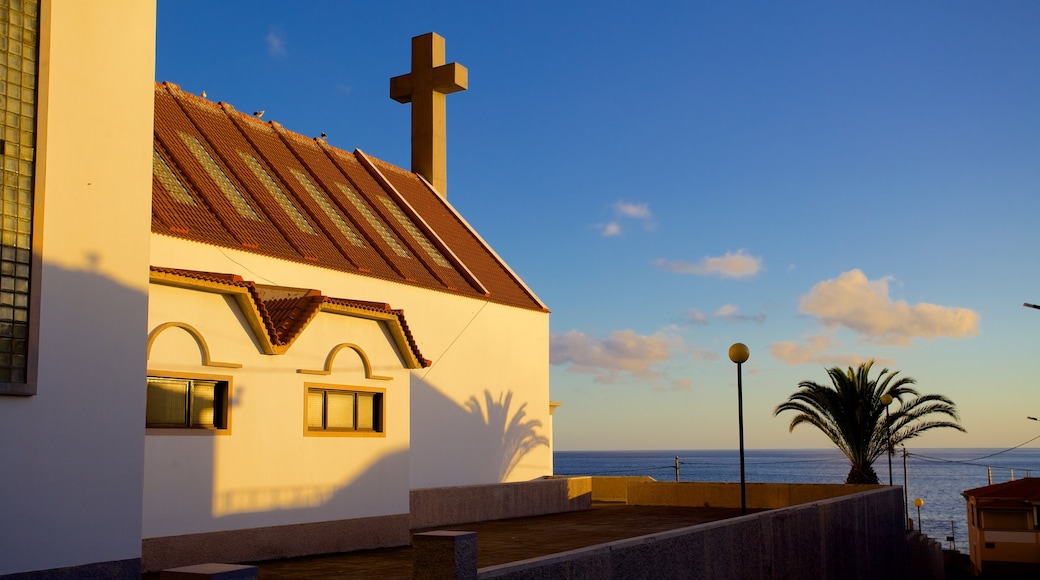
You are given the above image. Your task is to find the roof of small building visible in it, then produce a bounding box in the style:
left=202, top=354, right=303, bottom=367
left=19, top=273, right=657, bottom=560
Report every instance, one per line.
left=151, top=82, right=546, bottom=313
left=962, top=477, right=1040, bottom=503
left=150, top=266, right=429, bottom=367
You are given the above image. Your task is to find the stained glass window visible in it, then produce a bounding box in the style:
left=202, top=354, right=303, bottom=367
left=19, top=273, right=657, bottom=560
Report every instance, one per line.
left=336, top=183, right=409, bottom=258
left=239, top=152, right=315, bottom=234
left=153, top=147, right=196, bottom=205
left=178, top=132, right=259, bottom=220
left=379, top=197, right=452, bottom=268
left=290, top=169, right=365, bottom=247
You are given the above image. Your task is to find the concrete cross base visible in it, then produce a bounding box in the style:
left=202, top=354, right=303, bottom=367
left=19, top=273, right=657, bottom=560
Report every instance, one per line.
left=413, top=530, right=477, bottom=580
left=159, top=563, right=259, bottom=580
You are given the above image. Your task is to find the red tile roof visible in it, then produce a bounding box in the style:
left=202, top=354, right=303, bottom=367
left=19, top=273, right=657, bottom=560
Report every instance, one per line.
left=962, top=478, right=1040, bottom=503
left=152, top=82, right=547, bottom=313
left=150, top=266, right=429, bottom=367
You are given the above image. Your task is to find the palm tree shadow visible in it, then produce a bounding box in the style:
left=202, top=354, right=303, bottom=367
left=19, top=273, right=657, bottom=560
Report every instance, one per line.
left=464, top=390, right=550, bottom=481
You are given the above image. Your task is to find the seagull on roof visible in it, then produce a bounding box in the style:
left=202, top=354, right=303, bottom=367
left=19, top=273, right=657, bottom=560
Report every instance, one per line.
left=253, top=110, right=265, bottom=118
left=320, top=132, right=327, bottom=139
left=201, top=90, right=207, bottom=98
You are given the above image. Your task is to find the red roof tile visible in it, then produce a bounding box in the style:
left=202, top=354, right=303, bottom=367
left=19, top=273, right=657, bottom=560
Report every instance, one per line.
left=962, top=478, right=1040, bottom=502
left=150, top=266, right=429, bottom=367
left=152, top=82, right=547, bottom=313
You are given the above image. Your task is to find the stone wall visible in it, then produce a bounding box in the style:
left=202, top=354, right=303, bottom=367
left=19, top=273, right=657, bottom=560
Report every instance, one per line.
left=477, top=486, right=908, bottom=580
left=410, top=477, right=592, bottom=530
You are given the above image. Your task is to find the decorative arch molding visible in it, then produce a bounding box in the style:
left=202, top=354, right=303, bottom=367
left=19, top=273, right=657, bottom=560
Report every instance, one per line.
left=297, top=343, right=392, bottom=381
left=147, top=322, right=243, bottom=369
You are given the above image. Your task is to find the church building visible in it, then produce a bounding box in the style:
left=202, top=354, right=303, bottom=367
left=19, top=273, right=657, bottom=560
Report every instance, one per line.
left=0, top=2, right=553, bottom=577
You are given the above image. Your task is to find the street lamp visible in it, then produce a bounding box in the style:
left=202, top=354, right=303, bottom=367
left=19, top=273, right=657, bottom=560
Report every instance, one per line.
left=880, top=393, right=894, bottom=486
left=913, top=497, right=925, bottom=532
left=728, top=342, right=749, bottom=515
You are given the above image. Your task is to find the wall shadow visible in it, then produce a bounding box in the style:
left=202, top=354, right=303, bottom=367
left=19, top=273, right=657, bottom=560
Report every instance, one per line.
left=465, top=390, right=549, bottom=481
left=210, top=448, right=409, bottom=529
left=411, top=377, right=550, bottom=485
left=1, top=258, right=150, bottom=575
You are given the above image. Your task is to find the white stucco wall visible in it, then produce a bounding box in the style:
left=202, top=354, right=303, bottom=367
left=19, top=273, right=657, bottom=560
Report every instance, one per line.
left=0, top=0, right=156, bottom=575
left=150, top=234, right=552, bottom=495
left=144, top=284, right=412, bottom=538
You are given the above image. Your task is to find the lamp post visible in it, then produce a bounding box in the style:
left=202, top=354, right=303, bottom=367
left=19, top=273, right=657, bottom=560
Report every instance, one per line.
left=880, top=393, right=894, bottom=486
left=728, top=342, right=749, bottom=515
left=914, top=497, right=925, bottom=532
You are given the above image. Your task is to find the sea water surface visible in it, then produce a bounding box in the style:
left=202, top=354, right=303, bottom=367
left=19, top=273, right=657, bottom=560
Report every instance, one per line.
left=554, top=448, right=1040, bottom=554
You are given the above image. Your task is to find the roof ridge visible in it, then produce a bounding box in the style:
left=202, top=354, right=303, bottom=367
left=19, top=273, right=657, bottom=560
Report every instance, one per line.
left=152, top=82, right=549, bottom=312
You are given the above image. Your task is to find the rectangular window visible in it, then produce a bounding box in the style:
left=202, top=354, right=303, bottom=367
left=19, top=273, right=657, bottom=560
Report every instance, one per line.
left=0, top=0, right=40, bottom=394
left=306, top=385, right=384, bottom=436
left=146, top=375, right=229, bottom=430
left=981, top=509, right=1030, bottom=531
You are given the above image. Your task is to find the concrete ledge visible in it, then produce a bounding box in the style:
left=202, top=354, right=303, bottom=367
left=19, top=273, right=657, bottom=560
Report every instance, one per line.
left=410, top=478, right=592, bottom=530
left=413, top=531, right=477, bottom=580
left=159, top=563, right=258, bottom=579
left=142, top=513, right=409, bottom=572
left=626, top=481, right=881, bottom=509
left=0, top=558, right=141, bottom=580
left=586, top=476, right=655, bottom=503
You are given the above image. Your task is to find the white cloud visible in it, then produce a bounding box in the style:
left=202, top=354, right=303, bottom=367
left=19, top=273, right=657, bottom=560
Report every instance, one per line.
left=714, top=304, right=737, bottom=317
left=266, top=30, right=287, bottom=57
left=614, top=202, right=651, bottom=220
left=550, top=329, right=682, bottom=384
left=769, top=336, right=892, bottom=368
left=598, top=201, right=654, bottom=236
left=685, top=308, right=707, bottom=325
left=799, top=269, right=979, bottom=346
left=691, top=348, right=718, bottom=361
left=653, top=250, right=762, bottom=278
left=713, top=304, right=766, bottom=324
left=600, top=222, right=622, bottom=236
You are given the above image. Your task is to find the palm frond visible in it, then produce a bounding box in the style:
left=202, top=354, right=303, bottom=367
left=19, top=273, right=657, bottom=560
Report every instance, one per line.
left=774, top=359, right=964, bottom=484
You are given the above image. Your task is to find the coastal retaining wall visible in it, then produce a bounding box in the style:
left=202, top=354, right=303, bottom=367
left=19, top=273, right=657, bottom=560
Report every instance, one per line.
left=626, top=480, right=881, bottom=509
left=589, top=476, right=656, bottom=503
left=410, top=477, right=592, bottom=530
left=477, top=486, right=907, bottom=579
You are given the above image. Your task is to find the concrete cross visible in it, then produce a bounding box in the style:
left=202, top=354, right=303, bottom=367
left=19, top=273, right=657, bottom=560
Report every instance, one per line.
left=390, top=32, right=468, bottom=198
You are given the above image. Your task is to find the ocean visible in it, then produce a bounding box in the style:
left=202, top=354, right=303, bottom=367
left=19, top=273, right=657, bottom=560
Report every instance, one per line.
left=554, top=448, right=1040, bottom=554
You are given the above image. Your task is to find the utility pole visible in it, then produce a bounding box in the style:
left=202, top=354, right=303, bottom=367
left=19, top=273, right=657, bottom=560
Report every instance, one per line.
left=902, top=446, right=910, bottom=529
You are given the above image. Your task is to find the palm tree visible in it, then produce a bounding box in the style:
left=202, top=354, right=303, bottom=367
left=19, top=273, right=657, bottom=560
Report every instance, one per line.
left=774, top=360, right=965, bottom=484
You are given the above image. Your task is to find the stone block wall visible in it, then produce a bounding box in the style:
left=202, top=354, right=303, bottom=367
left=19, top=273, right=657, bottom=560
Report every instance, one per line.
left=477, top=486, right=908, bottom=579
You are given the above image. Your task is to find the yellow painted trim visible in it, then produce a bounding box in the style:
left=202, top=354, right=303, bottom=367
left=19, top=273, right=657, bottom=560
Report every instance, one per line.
left=149, top=270, right=425, bottom=367
left=297, top=343, right=392, bottom=380
left=319, top=303, right=423, bottom=369
left=145, top=370, right=234, bottom=436
left=550, top=401, right=563, bottom=416
left=303, top=383, right=387, bottom=438
left=147, top=322, right=243, bottom=368
left=149, top=270, right=280, bottom=354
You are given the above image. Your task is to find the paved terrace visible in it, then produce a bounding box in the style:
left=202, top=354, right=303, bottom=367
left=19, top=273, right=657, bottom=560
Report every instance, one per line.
left=145, top=503, right=753, bottom=579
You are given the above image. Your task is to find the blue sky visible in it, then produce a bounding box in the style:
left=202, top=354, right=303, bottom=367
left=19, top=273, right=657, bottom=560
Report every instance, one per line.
left=156, top=1, right=1040, bottom=451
